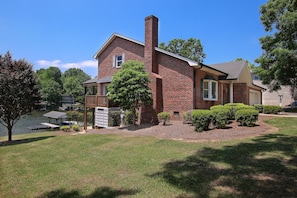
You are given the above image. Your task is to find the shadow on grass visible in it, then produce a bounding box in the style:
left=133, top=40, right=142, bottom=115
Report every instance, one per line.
left=148, top=133, right=297, bottom=197
left=0, top=136, right=55, bottom=147
left=119, top=123, right=155, bottom=131
left=37, top=186, right=139, bottom=198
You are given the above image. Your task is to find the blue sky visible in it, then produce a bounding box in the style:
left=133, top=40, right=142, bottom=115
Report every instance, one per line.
left=0, top=0, right=268, bottom=78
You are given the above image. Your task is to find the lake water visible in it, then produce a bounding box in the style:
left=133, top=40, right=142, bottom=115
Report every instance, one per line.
left=0, top=111, right=55, bottom=137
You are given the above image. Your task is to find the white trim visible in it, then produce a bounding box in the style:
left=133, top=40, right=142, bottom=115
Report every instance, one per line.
left=203, top=79, right=218, bottom=101
left=230, top=81, right=233, bottom=103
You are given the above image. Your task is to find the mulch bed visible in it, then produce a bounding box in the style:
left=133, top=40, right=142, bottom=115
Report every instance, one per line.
left=81, top=115, right=278, bottom=142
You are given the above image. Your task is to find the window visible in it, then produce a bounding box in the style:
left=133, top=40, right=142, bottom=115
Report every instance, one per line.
left=113, top=53, right=125, bottom=68
left=203, top=80, right=218, bottom=100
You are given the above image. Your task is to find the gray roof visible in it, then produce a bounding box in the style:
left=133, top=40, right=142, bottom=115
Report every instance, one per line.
left=98, top=76, right=113, bottom=83
left=209, top=60, right=247, bottom=80
left=82, top=77, right=98, bottom=85
left=43, top=111, right=67, bottom=119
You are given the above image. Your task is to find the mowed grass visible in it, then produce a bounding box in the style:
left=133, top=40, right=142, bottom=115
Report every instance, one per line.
left=0, top=117, right=297, bottom=197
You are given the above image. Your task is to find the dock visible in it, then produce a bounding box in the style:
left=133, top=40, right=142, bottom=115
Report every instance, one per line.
left=28, top=123, right=60, bottom=130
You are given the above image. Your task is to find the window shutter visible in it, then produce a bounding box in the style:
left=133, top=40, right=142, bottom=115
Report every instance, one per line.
left=122, top=53, right=125, bottom=63
left=112, top=55, right=115, bottom=68
left=200, top=79, right=204, bottom=100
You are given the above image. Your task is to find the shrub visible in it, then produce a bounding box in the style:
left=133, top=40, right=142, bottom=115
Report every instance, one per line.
left=263, top=105, right=282, bottom=114
left=253, top=104, right=264, bottom=113
left=211, top=105, right=232, bottom=120
left=191, top=110, right=212, bottom=132
left=224, top=103, right=256, bottom=119
left=235, top=109, right=259, bottom=127
left=72, top=124, right=80, bottom=132
left=125, top=111, right=138, bottom=125
left=182, top=110, right=193, bottom=124
left=60, top=125, right=70, bottom=132
left=157, top=112, right=171, bottom=125
left=108, top=111, right=121, bottom=126
left=210, top=108, right=229, bottom=129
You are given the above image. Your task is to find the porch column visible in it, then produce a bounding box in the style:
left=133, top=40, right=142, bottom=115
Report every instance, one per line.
left=84, top=87, right=87, bottom=131
left=230, top=81, right=233, bottom=103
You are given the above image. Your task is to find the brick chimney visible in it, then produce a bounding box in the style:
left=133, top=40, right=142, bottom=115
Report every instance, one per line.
left=144, top=15, right=158, bottom=73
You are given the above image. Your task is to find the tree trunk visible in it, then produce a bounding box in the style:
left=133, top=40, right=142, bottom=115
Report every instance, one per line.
left=7, top=123, right=12, bottom=141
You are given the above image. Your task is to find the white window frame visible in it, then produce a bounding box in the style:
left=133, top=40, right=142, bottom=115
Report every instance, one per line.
left=112, top=53, right=125, bottom=68
left=203, top=79, right=218, bottom=101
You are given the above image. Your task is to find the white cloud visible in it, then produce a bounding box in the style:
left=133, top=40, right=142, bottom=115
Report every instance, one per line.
left=36, top=59, right=97, bottom=69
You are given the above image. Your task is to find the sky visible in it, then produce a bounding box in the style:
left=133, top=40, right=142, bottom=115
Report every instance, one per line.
left=0, top=0, right=268, bottom=78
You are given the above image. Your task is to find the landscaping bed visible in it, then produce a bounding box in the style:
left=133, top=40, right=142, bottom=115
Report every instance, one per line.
left=85, top=115, right=277, bottom=142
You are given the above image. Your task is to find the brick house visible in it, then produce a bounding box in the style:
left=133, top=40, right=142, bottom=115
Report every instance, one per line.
left=83, top=15, right=263, bottom=128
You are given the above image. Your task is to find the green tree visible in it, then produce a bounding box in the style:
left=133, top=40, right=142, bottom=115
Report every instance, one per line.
left=61, top=68, right=91, bottom=103
left=36, top=67, right=63, bottom=107
left=255, top=0, right=297, bottom=98
left=107, top=60, right=153, bottom=125
left=159, top=38, right=206, bottom=62
left=0, top=51, right=40, bottom=141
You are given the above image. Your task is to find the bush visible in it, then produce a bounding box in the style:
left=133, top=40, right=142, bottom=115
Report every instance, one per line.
left=72, top=124, right=80, bottom=132
left=224, top=103, right=256, bottom=119
left=210, top=108, right=229, bottom=129
left=108, top=111, right=121, bottom=126
left=125, top=111, right=138, bottom=125
left=235, top=109, right=259, bottom=127
left=60, top=125, right=70, bottom=132
left=211, top=105, right=232, bottom=120
left=253, top=104, right=264, bottom=113
left=263, top=105, right=282, bottom=114
left=157, top=112, right=171, bottom=125
left=191, top=110, right=212, bottom=132
left=182, top=110, right=193, bottom=124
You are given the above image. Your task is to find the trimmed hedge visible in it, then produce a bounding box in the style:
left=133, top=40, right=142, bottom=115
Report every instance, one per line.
left=192, top=110, right=212, bottom=132
left=211, top=108, right=229, bottom=129
left=60, top=125, right=70, bottom=132
left=263, top=105, right=282, bottom=114
left=253, top=104, right=264, bottom=113
left=72, top=124, right=80, bottom=132
left=224, top=103, right=256, bottom=119
left=235, top=109, right=259, bottom=127
left=157, top=112, right=171, bottom=125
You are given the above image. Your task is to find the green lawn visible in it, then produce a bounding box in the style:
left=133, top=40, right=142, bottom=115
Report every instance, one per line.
left=0, top=117, right=297, bottom=197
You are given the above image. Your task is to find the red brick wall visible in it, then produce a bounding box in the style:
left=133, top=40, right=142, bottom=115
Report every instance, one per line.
left=195, top=70, right=221, bottom=109
left=233, top=83, right=248, bottom=104
left=97, top=37, right=144, bottom=94
left=158, top=53, right=194, bottom=117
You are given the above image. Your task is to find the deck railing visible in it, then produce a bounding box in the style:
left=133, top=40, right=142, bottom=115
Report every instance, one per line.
left=85, top=95, right=109, bottom=108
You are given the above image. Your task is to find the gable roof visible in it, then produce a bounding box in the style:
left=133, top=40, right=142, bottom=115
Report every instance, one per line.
left=93, top=33, right=144, bottom=59
left=210, top=60, right=247, bottom=80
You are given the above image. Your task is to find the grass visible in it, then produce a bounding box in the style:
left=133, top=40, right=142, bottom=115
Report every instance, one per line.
left=0, top=117, right=297, bottom=197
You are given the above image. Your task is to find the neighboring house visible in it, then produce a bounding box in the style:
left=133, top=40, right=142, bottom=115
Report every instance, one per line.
left=83, top=15, right=264, bottom=128
left=60, top=94, right=75, bottom=110
left=251, top=72, right=295, bottom=107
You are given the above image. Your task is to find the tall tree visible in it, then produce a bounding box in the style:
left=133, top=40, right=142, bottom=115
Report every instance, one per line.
left=159, top=38, right=206, bottom=62
left=61, top=68, right=91, bottom=103
left=107, top=60, right=153, bottom=125
left=36, top=67, right=63, bottom=107
left=255, top=0, right=297, bottom=98
left=0, top=52, right=40, bottom=141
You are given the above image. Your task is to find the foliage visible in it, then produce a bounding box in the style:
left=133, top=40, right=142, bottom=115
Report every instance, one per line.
left=235, top=109, right=259, bottom=127
left=182, top=110, right=193, bottom=124
left=210, top=105, right=232, bottom=120
left=0, top=51, right=40, bottom=141
left=210, top=107, right=230, bottom=129
left=124, top=111, right=138, bottom=125
left=157, top=112, right=171, bottom=125
left=253, top=104, right=264, bottom=113
left=108, top=60, right=153, bottom=125
left=36, top=67, right=63, bottom=107
left=60, top=125, right=70, bottom=132
left=159, top=38, right=206, bottom=62
left=263, top=105, right=282, bottom=114
left=61, top=68, right=91, bottom=103
left=224, top=103, right=256, bottom=119
left=255, top=0, right=297, bottom=99
left=191, top=110, right=212, bottom=132
left=72, top=124, right=80, bottom=132
left=108, top=111, right=121, bottom=126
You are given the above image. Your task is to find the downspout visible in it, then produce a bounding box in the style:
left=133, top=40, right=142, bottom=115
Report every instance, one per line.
left=230, top=81, right=233, bottom=103
left=193, top=70, right=197, bottom=109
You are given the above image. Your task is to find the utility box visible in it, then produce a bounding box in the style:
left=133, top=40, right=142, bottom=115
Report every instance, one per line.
left=95, top=107, right=120, bottom=128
